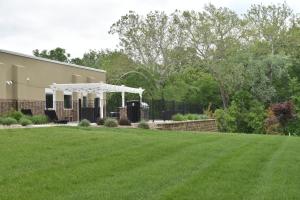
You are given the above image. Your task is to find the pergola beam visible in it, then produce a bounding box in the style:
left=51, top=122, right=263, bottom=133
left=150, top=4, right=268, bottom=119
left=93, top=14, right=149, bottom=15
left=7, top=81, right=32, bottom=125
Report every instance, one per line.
left=50, top=82, right=144, bottom=96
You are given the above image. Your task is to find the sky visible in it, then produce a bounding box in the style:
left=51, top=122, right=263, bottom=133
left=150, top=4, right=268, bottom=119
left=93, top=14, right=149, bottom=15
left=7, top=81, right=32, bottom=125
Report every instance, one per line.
left=0, top=0, right=299, bottom=58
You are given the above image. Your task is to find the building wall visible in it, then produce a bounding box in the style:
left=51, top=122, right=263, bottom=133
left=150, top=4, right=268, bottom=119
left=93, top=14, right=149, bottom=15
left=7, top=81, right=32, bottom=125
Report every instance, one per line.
left=0, top=51, right=106, bottom=120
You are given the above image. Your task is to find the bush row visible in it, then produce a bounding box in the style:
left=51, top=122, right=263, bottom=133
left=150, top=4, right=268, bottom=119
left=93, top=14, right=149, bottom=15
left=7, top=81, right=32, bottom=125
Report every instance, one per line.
left=78, top=118, right=149, bottom=129
left=171, top=113, right=208, bottom=121
left=0, top=111, right=49, bottom=126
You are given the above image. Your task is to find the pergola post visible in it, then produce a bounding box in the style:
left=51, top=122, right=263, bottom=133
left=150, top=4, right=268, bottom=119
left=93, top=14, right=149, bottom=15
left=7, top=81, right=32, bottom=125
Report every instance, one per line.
left=121, top=91, right=125, bottom=107
left=52, top=83, right=57, bottom=110
left=99, top=92, right=104, bottom=119
left=139, top=88, right=143, bottom=103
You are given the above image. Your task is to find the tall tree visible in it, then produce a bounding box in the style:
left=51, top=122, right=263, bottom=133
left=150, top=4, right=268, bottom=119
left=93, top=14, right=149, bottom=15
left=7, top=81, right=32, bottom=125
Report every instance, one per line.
left=33, top=47, right=71, bottom=63
left=174, top=4, right=243, bottom=108
left=110, top=11, right=186, bottom=99
left=244, top=2, right=293, bottom=55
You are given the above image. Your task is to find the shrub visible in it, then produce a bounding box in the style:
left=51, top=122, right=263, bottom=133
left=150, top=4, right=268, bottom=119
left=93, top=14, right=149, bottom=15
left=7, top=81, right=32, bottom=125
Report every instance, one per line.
left=214, top=108, right=237, bottom=132
left=171, top=114, right=186, bottom=121
left=2, top=117, right=18, bottom=126
left=30, top=115, right=49, bottom=125
left=0, top=117, right=4, bottom=125
left=19, top=117, right=32, bottom=126
left=118, top=118, right=131, bottom=126
left=78, top=119, right=90, bottom=127
left=266, top=101, right=296, bottom=134
left=7, top=111, right=24, bottom=121
left=96, top=118, right=106, bottom=125
left=214, top=91, right=266, bottom=134
left=285, top=118, right=300, bottom=136
left=104, top=118, right=118, bottom=127
left=270, top=101, right=295, bottom=127
left=138, top=121, right=150, bottom=129
left=198, top=114, right=208, bottom=120
left=186, top=113, right=200, bottom=120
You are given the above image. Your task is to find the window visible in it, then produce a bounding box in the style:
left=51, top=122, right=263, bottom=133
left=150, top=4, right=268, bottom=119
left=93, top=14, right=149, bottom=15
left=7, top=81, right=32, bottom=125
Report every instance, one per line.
left=64, top=94, right=72, bottom=109
left=45, top=93, right=53, bottom=109
left=83, top=96, right=88, bottom=108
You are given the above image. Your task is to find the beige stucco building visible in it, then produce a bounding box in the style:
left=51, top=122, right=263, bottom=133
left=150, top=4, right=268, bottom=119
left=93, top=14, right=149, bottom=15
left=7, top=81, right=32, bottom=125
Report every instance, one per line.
left=0, top=49, right=106, bottom=121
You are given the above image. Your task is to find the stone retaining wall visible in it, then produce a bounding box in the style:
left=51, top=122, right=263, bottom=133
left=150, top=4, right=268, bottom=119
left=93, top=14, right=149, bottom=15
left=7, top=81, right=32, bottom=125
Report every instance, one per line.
left=155, top=119, right=217, bottom=132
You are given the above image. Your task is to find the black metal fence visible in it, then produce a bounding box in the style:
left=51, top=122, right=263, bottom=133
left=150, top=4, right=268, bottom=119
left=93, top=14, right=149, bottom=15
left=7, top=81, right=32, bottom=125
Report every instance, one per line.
left=144, top=99, right=204, bottom=120
left=106, top=94, right=211, bottom=120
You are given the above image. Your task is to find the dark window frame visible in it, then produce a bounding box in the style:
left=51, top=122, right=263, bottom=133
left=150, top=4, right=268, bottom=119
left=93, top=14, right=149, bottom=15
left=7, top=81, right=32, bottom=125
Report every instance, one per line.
left=45, top=93, right=54, bottom=110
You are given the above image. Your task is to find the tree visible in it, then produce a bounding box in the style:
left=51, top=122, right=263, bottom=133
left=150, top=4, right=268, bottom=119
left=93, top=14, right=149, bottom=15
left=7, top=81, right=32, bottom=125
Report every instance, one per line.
left=110, top=11, right=186, bottom=100
left=174, top=4, right=243, bottom=108
left=244, top=2, right=293, bottom=55
left=33, top=47, right=71, bottom=63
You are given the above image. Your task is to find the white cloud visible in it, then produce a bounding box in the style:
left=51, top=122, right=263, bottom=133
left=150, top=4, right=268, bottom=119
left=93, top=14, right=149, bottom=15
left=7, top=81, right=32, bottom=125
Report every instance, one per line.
left=0, top=0, right=299, bottom=57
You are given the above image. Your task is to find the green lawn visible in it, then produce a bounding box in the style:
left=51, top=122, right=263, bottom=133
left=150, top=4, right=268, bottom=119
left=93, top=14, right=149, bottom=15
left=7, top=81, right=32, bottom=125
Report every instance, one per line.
left=0, top=127, right=299, bottom=200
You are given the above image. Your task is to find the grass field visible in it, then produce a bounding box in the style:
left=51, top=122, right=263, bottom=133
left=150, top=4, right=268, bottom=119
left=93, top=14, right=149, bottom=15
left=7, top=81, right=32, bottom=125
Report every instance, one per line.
left=0, top=127, right=299, bottom=200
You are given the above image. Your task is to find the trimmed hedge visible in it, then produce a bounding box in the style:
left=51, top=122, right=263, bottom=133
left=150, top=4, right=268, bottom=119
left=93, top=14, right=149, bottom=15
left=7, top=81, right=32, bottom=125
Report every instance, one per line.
left=30, top=115, right=49, bottom=125
left=118, top=118, right=131, bottom=126
left=7, top=111, right=24, bottom=121
left=97, top=118, right=106, bottom=126
left=19, top=117, right=32, bottom=126
left=78, top=119, right=91, bottom=127
left=172, top=113, right=208, bottom=121
left=104, top=118, right=118, bottom=127
left=138, top=121, right=150, bottom=129
left=1, top=117, right=18, bottom=126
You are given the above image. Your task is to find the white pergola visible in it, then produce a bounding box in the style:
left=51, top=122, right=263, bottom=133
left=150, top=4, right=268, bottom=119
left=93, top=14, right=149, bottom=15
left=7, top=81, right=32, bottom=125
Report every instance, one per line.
left=50, top=82, right=144, bottom=118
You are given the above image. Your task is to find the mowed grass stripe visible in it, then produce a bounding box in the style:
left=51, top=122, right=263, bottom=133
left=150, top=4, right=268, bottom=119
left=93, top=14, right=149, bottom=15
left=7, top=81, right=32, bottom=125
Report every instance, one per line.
left=247, top=137, right=300, bottom=200
left=0, top=128, right=223, bottom=200
left=58, top=134, right=253, bottom=200
left=0, top=127, right=220, bottom=180
left=158, top=136, right=286, bottom=200
left=0, top=127, right=299, bottom=200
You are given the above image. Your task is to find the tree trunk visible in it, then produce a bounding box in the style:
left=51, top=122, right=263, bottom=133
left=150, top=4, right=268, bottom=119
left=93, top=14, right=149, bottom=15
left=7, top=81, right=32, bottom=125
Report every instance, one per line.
left=219, top=85, right=229, bottom=109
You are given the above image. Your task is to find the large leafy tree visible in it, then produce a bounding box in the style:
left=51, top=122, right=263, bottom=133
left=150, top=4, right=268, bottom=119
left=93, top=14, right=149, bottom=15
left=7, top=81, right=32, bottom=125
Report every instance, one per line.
left=110, top=11, right=187, bottom=99
left=174, top=4, right=244, bottom=108
left=33, top=47, right=71, bottom=63
left=244, top=2, right=293, bottom=55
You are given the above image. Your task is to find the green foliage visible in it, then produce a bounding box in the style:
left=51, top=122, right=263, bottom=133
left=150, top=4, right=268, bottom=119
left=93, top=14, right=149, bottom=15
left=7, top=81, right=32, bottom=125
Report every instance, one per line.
left=118, top=118, right=131, bottom=126
left=172, top=113, right=208, bottom=121
left=33, top=47, right=71, bottom=63
left=78, top=119, right=91, bottom=127
left=104, top=118, right=118, bottom=127
left=1, top=117, right=18, bottom=126
left=30, top=115, right=49, bottom=125
left=286, top=118, right=300, bottom=136
left=214, top=109, right=237, bottom=132
left=0, top=117, right=3, bottom=125
left=6, top=111, right=24, bottom=121
left=96, top=118, right=106, bottom=126
left=214, top=91, right=266, bottom=133
left=19, top=117, right=32, bottom=126
left=171, top=114, right=187, bottom=121
left=138, top=121, right=150, bottom=129
left=186, top=114, right=200, bottom=120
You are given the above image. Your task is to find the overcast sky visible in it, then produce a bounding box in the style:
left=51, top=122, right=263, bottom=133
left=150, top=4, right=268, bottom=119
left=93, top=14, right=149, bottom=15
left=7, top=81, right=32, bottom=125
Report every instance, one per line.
left=0, top=0, right=299, bottom=57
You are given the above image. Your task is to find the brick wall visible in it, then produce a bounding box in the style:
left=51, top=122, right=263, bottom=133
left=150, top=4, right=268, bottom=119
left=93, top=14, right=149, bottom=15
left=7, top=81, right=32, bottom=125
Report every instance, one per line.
left=0, top=99, right=17, bottom=115
left=0, top=99, right=78, bottom=121
left=155, top=119, right=217, bottom=132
